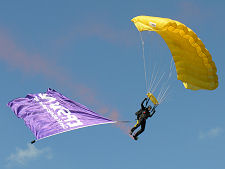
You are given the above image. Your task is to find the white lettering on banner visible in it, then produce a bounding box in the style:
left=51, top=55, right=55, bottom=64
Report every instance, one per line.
left=38, top=93, right=56, bottom=103
left=34, top=93, right=83, bottom=129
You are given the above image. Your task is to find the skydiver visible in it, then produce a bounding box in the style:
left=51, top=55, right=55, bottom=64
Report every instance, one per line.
left=129, top=97, right=156, bottom=140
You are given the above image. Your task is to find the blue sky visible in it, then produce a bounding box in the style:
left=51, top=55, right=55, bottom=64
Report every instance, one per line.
left=1, top=0, right=225, bottom=169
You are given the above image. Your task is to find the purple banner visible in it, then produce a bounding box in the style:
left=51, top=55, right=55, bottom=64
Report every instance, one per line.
left=8, top=88, right=115, bottom=140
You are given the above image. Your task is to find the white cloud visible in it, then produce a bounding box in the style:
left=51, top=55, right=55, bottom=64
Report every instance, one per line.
left=199, top=127, right=223, bottom=139
left=6, top=144, right=52, bottom=167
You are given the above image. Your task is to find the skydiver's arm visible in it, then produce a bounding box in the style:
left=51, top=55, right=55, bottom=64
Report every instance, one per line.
left=149, top=108, right=156, bottom=117
left=141, top=98, right=147, bottom=110
left=145, top=98, right=149, bottom=107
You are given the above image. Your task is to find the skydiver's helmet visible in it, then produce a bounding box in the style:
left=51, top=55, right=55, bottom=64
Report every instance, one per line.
left=147, top=105, right=152, bottom=111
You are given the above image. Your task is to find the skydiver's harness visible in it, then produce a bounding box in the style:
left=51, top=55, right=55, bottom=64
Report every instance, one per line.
left=135, top=98, right=158, bottom=121
left=134, top=104, right=157, bottom=127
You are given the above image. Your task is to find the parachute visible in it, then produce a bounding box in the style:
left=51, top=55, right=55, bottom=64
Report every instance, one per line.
left=132, top=16, right=218, bottom=91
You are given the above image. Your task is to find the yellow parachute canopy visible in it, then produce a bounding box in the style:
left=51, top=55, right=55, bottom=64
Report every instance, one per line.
left=147, top=93, right=159, bottom=105
left=131, top=16, right=218, bottom=90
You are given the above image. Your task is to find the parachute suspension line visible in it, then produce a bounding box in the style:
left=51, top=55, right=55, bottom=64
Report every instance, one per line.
left=139, top=31, right=175, bottom=106
left=160, top=90, right=171, bottom=104
left=148, top=66, right=160, bottom=93
left=152, top=72, right=166, bottom=94
left=139, top=31, right=167, bottom=105
left=158, top=85, right=171, bottom=104
left=157, top=87, right=164, bottom=103
left=139, top=32, right=148, bottom=92
left=157, top=85, right=168, bottom=104
left=145, top=31, right=168, bottom=104
left=157, top=55, right=175, bottom=104
left=148, top=64, right=157, bottom=93
left=157, top=78, right=171, bottom=105
left=146, top=32, right=156, bottom=94
left=169, top=56, right=175, bottom=79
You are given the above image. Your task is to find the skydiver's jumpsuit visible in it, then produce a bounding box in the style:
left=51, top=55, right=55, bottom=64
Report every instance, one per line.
left=130, top=98, right=156, bottom=138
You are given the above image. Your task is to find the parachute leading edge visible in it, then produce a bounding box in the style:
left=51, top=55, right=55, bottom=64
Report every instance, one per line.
left=132, top=16, right=218, bottom=90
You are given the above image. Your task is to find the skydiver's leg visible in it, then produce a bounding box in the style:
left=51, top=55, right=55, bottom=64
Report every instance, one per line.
left=130, top=120, right=141, bottom=135
left=133, top=119, right=146, bottom=138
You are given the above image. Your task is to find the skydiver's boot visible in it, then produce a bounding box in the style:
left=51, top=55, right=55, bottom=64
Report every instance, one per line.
left=129, top=130, right=133, bottom=135
left=133, top=135, right=138, bottom=141
left=130, top=125, right=137, bottom=136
